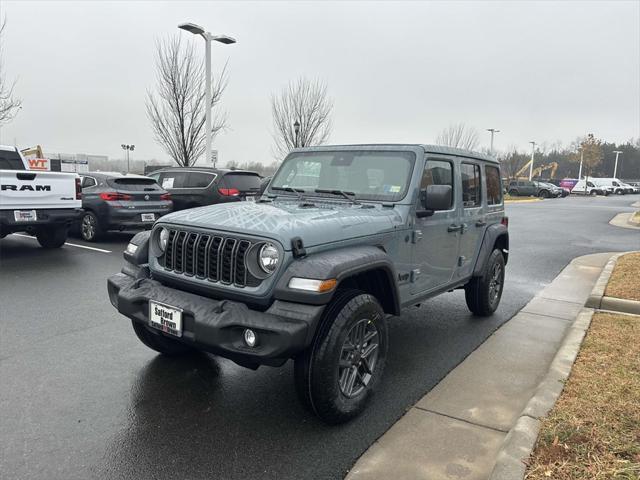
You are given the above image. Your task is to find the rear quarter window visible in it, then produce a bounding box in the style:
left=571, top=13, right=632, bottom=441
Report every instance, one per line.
left=159, top=171, right=188, bottom=189
left=486, top=165, right=502, bottom=205
left=0, top=151, right=25, bottom=170
left=222, top=173, right=261, bottom=191
left=185, top=172, right=217, bottom=188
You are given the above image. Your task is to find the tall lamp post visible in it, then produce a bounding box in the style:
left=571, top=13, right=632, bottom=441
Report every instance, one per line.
left=178, top=22, right=236, bottom=167
left=528, top=141, right=536, bottom=180
left=121, top=144, right=135, bottom=172
left=293, top=120, right=300, bottom=148
left=487, top=128, right=500, bottom=156
left=612, top=150, right=623, bottom=178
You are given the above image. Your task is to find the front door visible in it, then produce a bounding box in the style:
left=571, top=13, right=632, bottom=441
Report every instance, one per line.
left=456, top=161, right=486, bottom=279
left=411, top=157, right=460, bottom=295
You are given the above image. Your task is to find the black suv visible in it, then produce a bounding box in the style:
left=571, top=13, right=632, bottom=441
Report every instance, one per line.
left=77, top=172, right=173, bottom=241
left=147, top=167, right=262, bottom=211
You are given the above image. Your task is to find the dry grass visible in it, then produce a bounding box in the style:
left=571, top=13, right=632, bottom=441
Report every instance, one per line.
left=526, top=313, right=640, bottom=480
left=631, top=211, right=640, bottom=224
left=606, top=252, right=640, bottom=302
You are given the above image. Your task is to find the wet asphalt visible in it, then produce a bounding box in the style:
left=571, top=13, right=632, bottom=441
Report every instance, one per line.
left=1, top=195, right=638, bottom=480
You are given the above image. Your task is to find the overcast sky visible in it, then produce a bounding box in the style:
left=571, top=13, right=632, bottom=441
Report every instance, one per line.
left=1, top=1, right=638, bottom=166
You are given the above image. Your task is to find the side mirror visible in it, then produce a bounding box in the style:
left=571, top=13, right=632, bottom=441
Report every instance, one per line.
left=416, top=184, right=452, bottom=218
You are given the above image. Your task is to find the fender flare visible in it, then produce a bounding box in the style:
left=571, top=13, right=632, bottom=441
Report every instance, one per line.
left=274, top=245, right=400, bottom=314
left=472, top=224, right=509, bottom=276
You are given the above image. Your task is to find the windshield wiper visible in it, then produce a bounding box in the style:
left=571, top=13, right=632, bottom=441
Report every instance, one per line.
left=270, top=186, right=306, bottom=200
left=314, top=188, right=360, bottom=204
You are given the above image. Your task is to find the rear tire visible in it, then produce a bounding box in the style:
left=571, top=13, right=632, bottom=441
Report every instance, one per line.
left=131, top=320, right=193, bottom=356
left=80, top=211, right=103, bottom=242
left=465, top=249, right=505, bottom=316
left=36, top=225, right=68, bottom=249
left=294, top=289, right=388, bottom=424
left=508, top=189, right=518, bottom=196
left=539, top=190, right=550, bottom=198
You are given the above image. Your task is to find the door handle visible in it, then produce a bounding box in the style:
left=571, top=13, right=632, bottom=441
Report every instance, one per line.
left=447, top=224, right=462, bottom=232
left=475, top=220, right=487, bottom=227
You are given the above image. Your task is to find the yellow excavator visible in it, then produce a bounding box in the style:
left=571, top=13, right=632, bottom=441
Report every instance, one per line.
left=514, top=160, right=558, bottom=180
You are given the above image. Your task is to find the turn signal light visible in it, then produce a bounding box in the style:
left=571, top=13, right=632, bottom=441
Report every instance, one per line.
left=501, top=216, right=509, bottom=227
left=75, top=177, right=82, bottom=200
left=99, top=192, right=132, bottom=201
left=218, top=188, right=240, bottom=196
left=288, top=277, right=337, bottom=293
left=160, top=193, right=172, bottom=201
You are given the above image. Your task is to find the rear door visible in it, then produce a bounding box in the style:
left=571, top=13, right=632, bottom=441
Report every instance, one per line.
left=157, top=171, right=190, bottom=210
left=455, top=161, right=485, bottom=280
left=220, top=172, right=261, bottom=201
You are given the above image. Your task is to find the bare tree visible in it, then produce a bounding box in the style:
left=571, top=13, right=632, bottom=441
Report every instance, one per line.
left=435, top=123, right=480, bottom=151
left=0, top=17, right=21, bottom=125
left=146, top=35, right=227, bottom=167
left=271, top=77, right=333, bottom=159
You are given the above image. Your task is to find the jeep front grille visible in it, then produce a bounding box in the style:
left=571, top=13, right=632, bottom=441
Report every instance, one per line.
left=162, top=229, right=257, bottom=288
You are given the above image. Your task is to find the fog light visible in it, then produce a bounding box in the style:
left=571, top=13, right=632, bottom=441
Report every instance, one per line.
left=243, top=329, right=257, bottom=347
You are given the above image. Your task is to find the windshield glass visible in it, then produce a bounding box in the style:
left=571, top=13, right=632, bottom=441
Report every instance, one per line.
left=269, top=150, right=415, bottom=201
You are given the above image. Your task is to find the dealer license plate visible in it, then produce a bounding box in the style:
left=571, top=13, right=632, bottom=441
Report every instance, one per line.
left=14, top=210, right=37, bottom=222
left=141, top=213, right=156, bottom=222
left=149, top=301, right=182, bottom=337
left=244, top=195, right=256, bottom=202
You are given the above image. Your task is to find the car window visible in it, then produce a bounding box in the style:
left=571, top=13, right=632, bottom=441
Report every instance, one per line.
left=421, top=159, right=454, bottom=209
left=81, top=176, right=96, bottom=188
left=223, top=173, right=262, bottom=192
left=461, top=163, right=481, bottom=208
left=185, top=172, right=216, bottom=188
left=147, top=172, right=160, bottom=181
left=486, top=165, right=502, bottom=205
left=108, top=177, right=162, bottom=191
left=159, top=171, right=188, bottom=189
left=0, top=150, right=25, bottom=170
left=587, top=182, right=595, bottom=187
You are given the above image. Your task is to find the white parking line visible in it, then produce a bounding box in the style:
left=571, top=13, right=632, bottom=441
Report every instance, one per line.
left=12, top=234, right=112, bottom=253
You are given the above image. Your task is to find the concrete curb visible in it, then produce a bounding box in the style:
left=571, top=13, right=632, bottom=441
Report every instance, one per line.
left=629, top=213, right=640, bottom=227
left=586, top=251, right=640, bottom=315
left=609, top=212, right=640, bottom=230
left=504, top=198, right=542, bottom=204
left=488, top=309, right=594, bottom=480
left=490, top=251, right=639, bottom=480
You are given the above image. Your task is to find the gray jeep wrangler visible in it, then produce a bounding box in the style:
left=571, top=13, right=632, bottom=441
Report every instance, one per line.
left=107, top=144, right=508, bottom=424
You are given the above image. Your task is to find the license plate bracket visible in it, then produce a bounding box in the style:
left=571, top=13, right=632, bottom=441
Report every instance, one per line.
left=14, top=210, right=37, bottom=222
left=149, top=301, right=183, bottom=337
left=141, top=213, right=156, bottom=222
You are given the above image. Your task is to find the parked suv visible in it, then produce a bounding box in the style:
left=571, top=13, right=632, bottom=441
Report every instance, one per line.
left=77, top=172, right=173, bottom=241
left=507, top=180, right=558, bottom=198
left=108, top=145, right=509, bottom=424
left=147, top=167, right=262, bottom=211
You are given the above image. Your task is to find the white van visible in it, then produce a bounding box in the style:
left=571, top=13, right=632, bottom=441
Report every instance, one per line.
left=571, top=179, right=608, bottom=196
left=592, top=178, right=631, bottom=195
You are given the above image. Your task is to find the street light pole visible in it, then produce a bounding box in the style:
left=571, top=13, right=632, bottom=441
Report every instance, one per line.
left=578, top=149, right=584, bottom=180
left=121, top=144, right=135, bottom=173
left=178, top=22, right=236, bottom=167
left=294, top=120, right=300, bottom=148
left=487, top=128, right=500, bottom=156
left=528, top=141, right=536, bottom=181
left=612, top=150, right=623, bottom=178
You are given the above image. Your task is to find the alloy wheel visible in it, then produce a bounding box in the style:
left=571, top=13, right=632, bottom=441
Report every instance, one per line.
left=82, top=214, right=96, bottom=240
left=488, top=262, right=503, bottom=305
left=338, top=319, right=380, bottom=398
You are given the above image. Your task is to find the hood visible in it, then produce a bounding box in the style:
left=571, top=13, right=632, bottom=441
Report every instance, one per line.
left=160, top=199, right=405, bottom=249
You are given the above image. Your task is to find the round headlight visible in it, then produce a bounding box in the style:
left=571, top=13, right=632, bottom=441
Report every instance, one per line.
left=259, top=243, right=279, bottom=274
left=158, top=228, right=169, bottom=252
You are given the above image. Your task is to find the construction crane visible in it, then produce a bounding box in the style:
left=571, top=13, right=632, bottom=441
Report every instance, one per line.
left=514, top=161, right=558, bottom=180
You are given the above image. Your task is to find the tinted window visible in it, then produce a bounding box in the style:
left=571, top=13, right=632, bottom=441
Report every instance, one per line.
left=486, top=166, right=502, bottom=205
left=461, top=163, right=481, bottom=208
left=223, top=173, right=261, bottom=192
left=159, top=171, right=188, bottom=189
left=421, top=159, right=454, bottom=209
left=108, top=178, right=162, bottom=191
left=0, top=151, right=25, bottom=170
left=81, top=176, right=96, bottom=188
left=185, top=172, right=216, bottom=188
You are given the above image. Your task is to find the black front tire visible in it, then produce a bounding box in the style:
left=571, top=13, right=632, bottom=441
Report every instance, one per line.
left=131, top=321, right=193, bottom=356
left=294, top=289, right=388, bottom=424
left=36, top=225, right=68, bottom=249
left=508, top=189, right=518, bottom=196
left=465, top=249, right=505, bottom=316
left=539, top=190, right=550, bottom=198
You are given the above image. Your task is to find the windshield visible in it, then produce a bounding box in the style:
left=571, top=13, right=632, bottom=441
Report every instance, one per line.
left=269, top=150, right=416, bottom=202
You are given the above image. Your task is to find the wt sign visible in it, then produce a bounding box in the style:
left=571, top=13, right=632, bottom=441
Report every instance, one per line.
left=27, top=158, right=50, bottom=171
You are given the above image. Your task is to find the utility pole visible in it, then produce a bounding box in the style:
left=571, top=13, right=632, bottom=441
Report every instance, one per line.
left=294, top=120, right=300, bottom=148
left=577, top=147, right=583, bottom=180
left=528, top=141, right=536, bottom=181
left=487, top=128, right=500, bottom=156
left=613, top=150, right=623, bottom=178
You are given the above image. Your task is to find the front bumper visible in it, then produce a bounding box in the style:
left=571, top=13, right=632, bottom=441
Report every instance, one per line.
left=107, top=271, right=325, bottom=368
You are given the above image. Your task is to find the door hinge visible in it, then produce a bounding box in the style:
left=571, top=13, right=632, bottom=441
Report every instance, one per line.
left=410, top=269, right=421, bottom=282
left=412, top=230, right=423, bottom=243
left=458, top=256, right=466, bottom=266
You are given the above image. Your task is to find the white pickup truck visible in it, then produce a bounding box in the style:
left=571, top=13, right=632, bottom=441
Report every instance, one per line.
left=0, top=145, right=83, bottom=248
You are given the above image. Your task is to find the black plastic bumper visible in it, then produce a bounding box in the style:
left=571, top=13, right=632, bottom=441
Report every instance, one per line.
left=107, top=272, right=325, bottom=368
left=0, top=208, right=83, bottom=231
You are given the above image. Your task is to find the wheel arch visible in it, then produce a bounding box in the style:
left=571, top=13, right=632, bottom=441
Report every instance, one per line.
left=472, top=224, right=509, bottom=276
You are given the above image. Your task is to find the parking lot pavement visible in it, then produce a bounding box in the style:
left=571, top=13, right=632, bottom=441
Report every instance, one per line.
left=1, top=195, right=639, bottom=480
